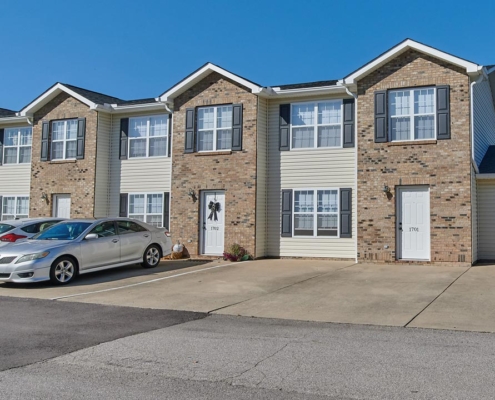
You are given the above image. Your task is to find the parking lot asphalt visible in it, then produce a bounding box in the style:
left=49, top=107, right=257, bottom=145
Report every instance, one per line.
left=1, top=258, right=495, bottom=333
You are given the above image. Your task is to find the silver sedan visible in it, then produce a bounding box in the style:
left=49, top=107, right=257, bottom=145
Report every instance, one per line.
left=0, top=218, right=172, bottom=285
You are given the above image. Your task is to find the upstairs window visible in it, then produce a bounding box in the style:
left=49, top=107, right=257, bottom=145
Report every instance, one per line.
left=389, top=88, right=435, bottom=141
left=291, top=101, right=342, bottom=149
left=197, top=106, right=233, bottom=151
left=129, top=115, right=168, bottom=158
left=3, top=127, right=32, bottom=164
left=51, top=120, right=78, bottom=160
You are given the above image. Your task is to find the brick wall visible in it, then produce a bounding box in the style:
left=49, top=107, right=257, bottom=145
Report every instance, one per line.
left=171, top=72, right=258, bottom=256
left=30, top=92, right=98, bottom=218
left=357, top=49, right=472, bottom=265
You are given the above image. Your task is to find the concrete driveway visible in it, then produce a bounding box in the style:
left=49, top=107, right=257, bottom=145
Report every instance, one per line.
left=1, top=258, right=494, bottom=332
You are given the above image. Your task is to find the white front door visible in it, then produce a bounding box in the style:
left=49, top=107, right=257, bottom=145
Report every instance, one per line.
left=201, top=191, right=225, bottom=255
left=53, top=194, right=71, bottom=218
left=398, top=186, right=430, bottom=260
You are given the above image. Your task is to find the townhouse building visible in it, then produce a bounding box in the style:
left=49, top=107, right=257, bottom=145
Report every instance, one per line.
left=1, top=38, right=495, bottom=265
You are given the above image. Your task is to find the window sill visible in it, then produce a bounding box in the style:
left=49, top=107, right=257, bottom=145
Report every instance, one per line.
left=387, top=140, right=437, bottom=147
left=49, top=159, right=77, bottom=164
left=194, top=151, right=232, bottom=157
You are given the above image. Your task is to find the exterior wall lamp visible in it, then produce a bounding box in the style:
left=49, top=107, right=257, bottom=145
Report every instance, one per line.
left=382, top=185, right=390, bottom=194
left=41, top=192, right=49, bottom=204
left=187, top=188, right=197, bottom=202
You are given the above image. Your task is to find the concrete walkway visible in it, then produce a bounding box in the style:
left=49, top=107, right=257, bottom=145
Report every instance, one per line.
left=1, top=259, right=495, bottom=332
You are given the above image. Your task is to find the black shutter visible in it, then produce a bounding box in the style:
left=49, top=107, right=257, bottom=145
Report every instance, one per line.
left=343, top=99, right=355, bottom=148
left=76, top=118, right=86, bottom=159
left=119, top=118, right=129, bottom=160
left=231, top=103, right=243, bottom=151
left=41, top=121, right=50, bottom=161
left=280, top=104, right=290, bottom=151
left=168, top=114, right=172, bottom=157
left=340, top=188, right=352, bottom=238
left=374, top=91, right=388, bottom=143
left=184, top=108, right=195, bottom=153
left=163, top=192, right=170, bottom=229
left=281, top=189, right=292, bottom=237
left=436, top=85, right=451, bottom=140
left=0, top=196, right=3, bottom=220
left=0, top=129, right=4, bottom=165
left=119, top=193, right=128, bottom=217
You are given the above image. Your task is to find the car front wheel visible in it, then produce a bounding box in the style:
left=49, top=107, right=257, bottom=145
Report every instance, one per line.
left=50, top=257, right=77, bottom=285
left=142, top=245, right=161, bottom=268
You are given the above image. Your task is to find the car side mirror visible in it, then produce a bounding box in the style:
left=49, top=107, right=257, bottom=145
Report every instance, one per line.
left=85, top=233, right=99, bottom=240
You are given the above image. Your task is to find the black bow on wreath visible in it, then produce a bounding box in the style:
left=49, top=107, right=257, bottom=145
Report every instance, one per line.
left=208, top=201, right=221, bottom=221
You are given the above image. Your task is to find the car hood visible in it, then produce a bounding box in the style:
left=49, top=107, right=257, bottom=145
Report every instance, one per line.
left=0, top=240, right=74, bottom=255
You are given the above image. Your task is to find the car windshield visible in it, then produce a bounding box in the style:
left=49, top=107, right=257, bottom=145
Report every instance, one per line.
left=0, top=224, right=15, bottom=234
left=32, top=222, right=92, bottom=241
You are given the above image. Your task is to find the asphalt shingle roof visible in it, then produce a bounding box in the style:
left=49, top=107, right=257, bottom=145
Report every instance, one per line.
left=479, top=145, right=495, bottom=173
left=62, top=83, right=124, bottom=105
left=0, top=108, right=16, bottom=117
left=274, top=80, right=338, bottom=90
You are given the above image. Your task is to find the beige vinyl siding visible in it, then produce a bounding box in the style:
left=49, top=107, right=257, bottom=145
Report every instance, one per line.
left=471, top=166, right=477, bottom=263
left=94, top=112, right=112, bottom=217
left=108, top=111, right=172, bottom=216
left=476, top=179, right=495, bottom=260
left=473, top=79, right=495, bottom=165
left=266, top=95, right=356, bottom=258
left=255, top=97, right=268, bottom=258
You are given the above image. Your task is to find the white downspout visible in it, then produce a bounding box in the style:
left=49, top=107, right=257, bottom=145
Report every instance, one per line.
left=471, top=72, right=486, bottom=174
left=345, top=86, right=359, bottom=264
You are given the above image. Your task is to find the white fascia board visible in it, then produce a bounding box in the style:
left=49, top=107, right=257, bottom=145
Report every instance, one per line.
left=476, top=173, right=495, bottom=179
left=19, top=83, right=96, bottom=116
left=159, top=63, right=262, bottom=102
left=344, top=39, right=482, bottom=85
left=110, top=103, right=169, bottom=114
left=269, top=85, right=347, bottom=98
left=0, top=116, right=30, bottom=125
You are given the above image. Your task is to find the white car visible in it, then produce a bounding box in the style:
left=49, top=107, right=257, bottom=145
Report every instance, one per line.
left=0, top=218, right=65, bottom=247
left=0, top=218, right=172, bottom=285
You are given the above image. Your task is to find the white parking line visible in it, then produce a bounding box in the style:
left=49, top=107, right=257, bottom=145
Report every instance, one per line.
left=50, top=261, right=247, bottom=301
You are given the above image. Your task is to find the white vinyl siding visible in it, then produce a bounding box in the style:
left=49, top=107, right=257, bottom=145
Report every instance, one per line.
left=0, top=124, right=31, bottom=196
left=267, top=95, right=356, bottom=258
left=476, top=179, right=495, bottom=260
left=473, top=78, right=495, bottom=166
left=471, top=167, right=477, bottom=263
left=94, top=112, right=112, bottom=217
left=107, top=112, right=172, bottom=217
left=255, top=97, right=268, bottom=258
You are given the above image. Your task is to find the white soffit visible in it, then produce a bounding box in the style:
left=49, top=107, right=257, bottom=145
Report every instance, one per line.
left=19, top=83, right=96, bottom=116
left=159, top=63, right=263, bottom=102
left=343, top=39, right=482, bottom=85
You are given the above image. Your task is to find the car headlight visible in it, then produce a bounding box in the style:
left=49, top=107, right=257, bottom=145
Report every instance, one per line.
left=16, top=252, right=50, bottom=264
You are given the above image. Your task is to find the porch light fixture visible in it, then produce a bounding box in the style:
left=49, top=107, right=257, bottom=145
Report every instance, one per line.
left=187, top=188, right=197, bottom=202
left=41, top=192, right=49, bottom=204
left=382, top=185, right=390, bottom=194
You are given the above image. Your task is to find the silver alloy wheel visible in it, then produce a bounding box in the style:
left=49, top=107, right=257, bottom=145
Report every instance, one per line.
left=54, top=260, right=74, bottom=283
left=146, top=247, right=160, bottom=266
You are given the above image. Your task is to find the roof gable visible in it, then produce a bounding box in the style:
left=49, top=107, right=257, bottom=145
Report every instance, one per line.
left=343, top=39, right=482, bottom=85
left=159, top=62, right=263, bottom=102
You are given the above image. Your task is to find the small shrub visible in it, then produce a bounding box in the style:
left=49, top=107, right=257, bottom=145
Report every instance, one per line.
left=223, top=243, right=251, bottom=262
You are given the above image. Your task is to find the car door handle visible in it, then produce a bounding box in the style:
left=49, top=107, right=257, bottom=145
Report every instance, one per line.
left=143, top=234, right=149, bottom=238
left=112, top=239, right=119, bottom=243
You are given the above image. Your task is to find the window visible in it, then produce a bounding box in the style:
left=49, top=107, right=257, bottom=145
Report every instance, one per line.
left=128, top=193, right=163, bottom=227
left=2, top=196, right=29, bottom=220
left=293, top=189, right=338, bottom=237
left=3, top=127, right=32, bottom=164
left=20, top=220, right=62, bottom=234
left=129, top=115, right=168, bottom=158
left=51, top=120, right=78, bottom=160
left=389, top=88, right=436, bottom=141
left=197, top=105, right=233, bottom=151
left=117, top=220, right=147, bottom=234
left=89, top=221, right=117, bottom=238
left=291, top=101, right=342, bottom=149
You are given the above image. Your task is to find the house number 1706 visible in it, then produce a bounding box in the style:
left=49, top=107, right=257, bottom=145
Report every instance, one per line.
left=409, top=227, right=419, bottom=232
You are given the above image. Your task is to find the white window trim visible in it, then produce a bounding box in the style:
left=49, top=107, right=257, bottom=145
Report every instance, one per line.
left=3, top=127, right=32, bottom=165
left=128, top=192, right=164, bottom=227
left=51, top=120, right=77, bottom=161
left=292, top=188, right=340, bottom=238
left=388, top=87, right=437, bottom=142
left=197, top=105, right=233, bottom=152
left=1, top=195, right=29, bottom=220
left=128, top=115, right=168, bottom=159
left=290, top=100, right=343, bottom=150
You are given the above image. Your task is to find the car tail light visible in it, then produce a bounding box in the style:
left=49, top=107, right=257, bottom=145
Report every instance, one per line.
left=0, top=233, right=28, bottom=242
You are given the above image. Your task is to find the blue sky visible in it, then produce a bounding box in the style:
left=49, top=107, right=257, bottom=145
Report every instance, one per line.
left=1, top=0, right=494, bottom=110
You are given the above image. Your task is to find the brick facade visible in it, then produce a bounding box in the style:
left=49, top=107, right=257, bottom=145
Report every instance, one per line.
left=357, top=50, right=472, bottom=265
left=171, top=72, right=258, bottom=256
left=30, top=92, right=98, bottom=218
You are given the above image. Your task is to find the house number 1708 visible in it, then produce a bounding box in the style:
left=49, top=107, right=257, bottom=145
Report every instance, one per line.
left=211, top=227, right=219, bottom=231
left=409, top=227, right=419, bottom=232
